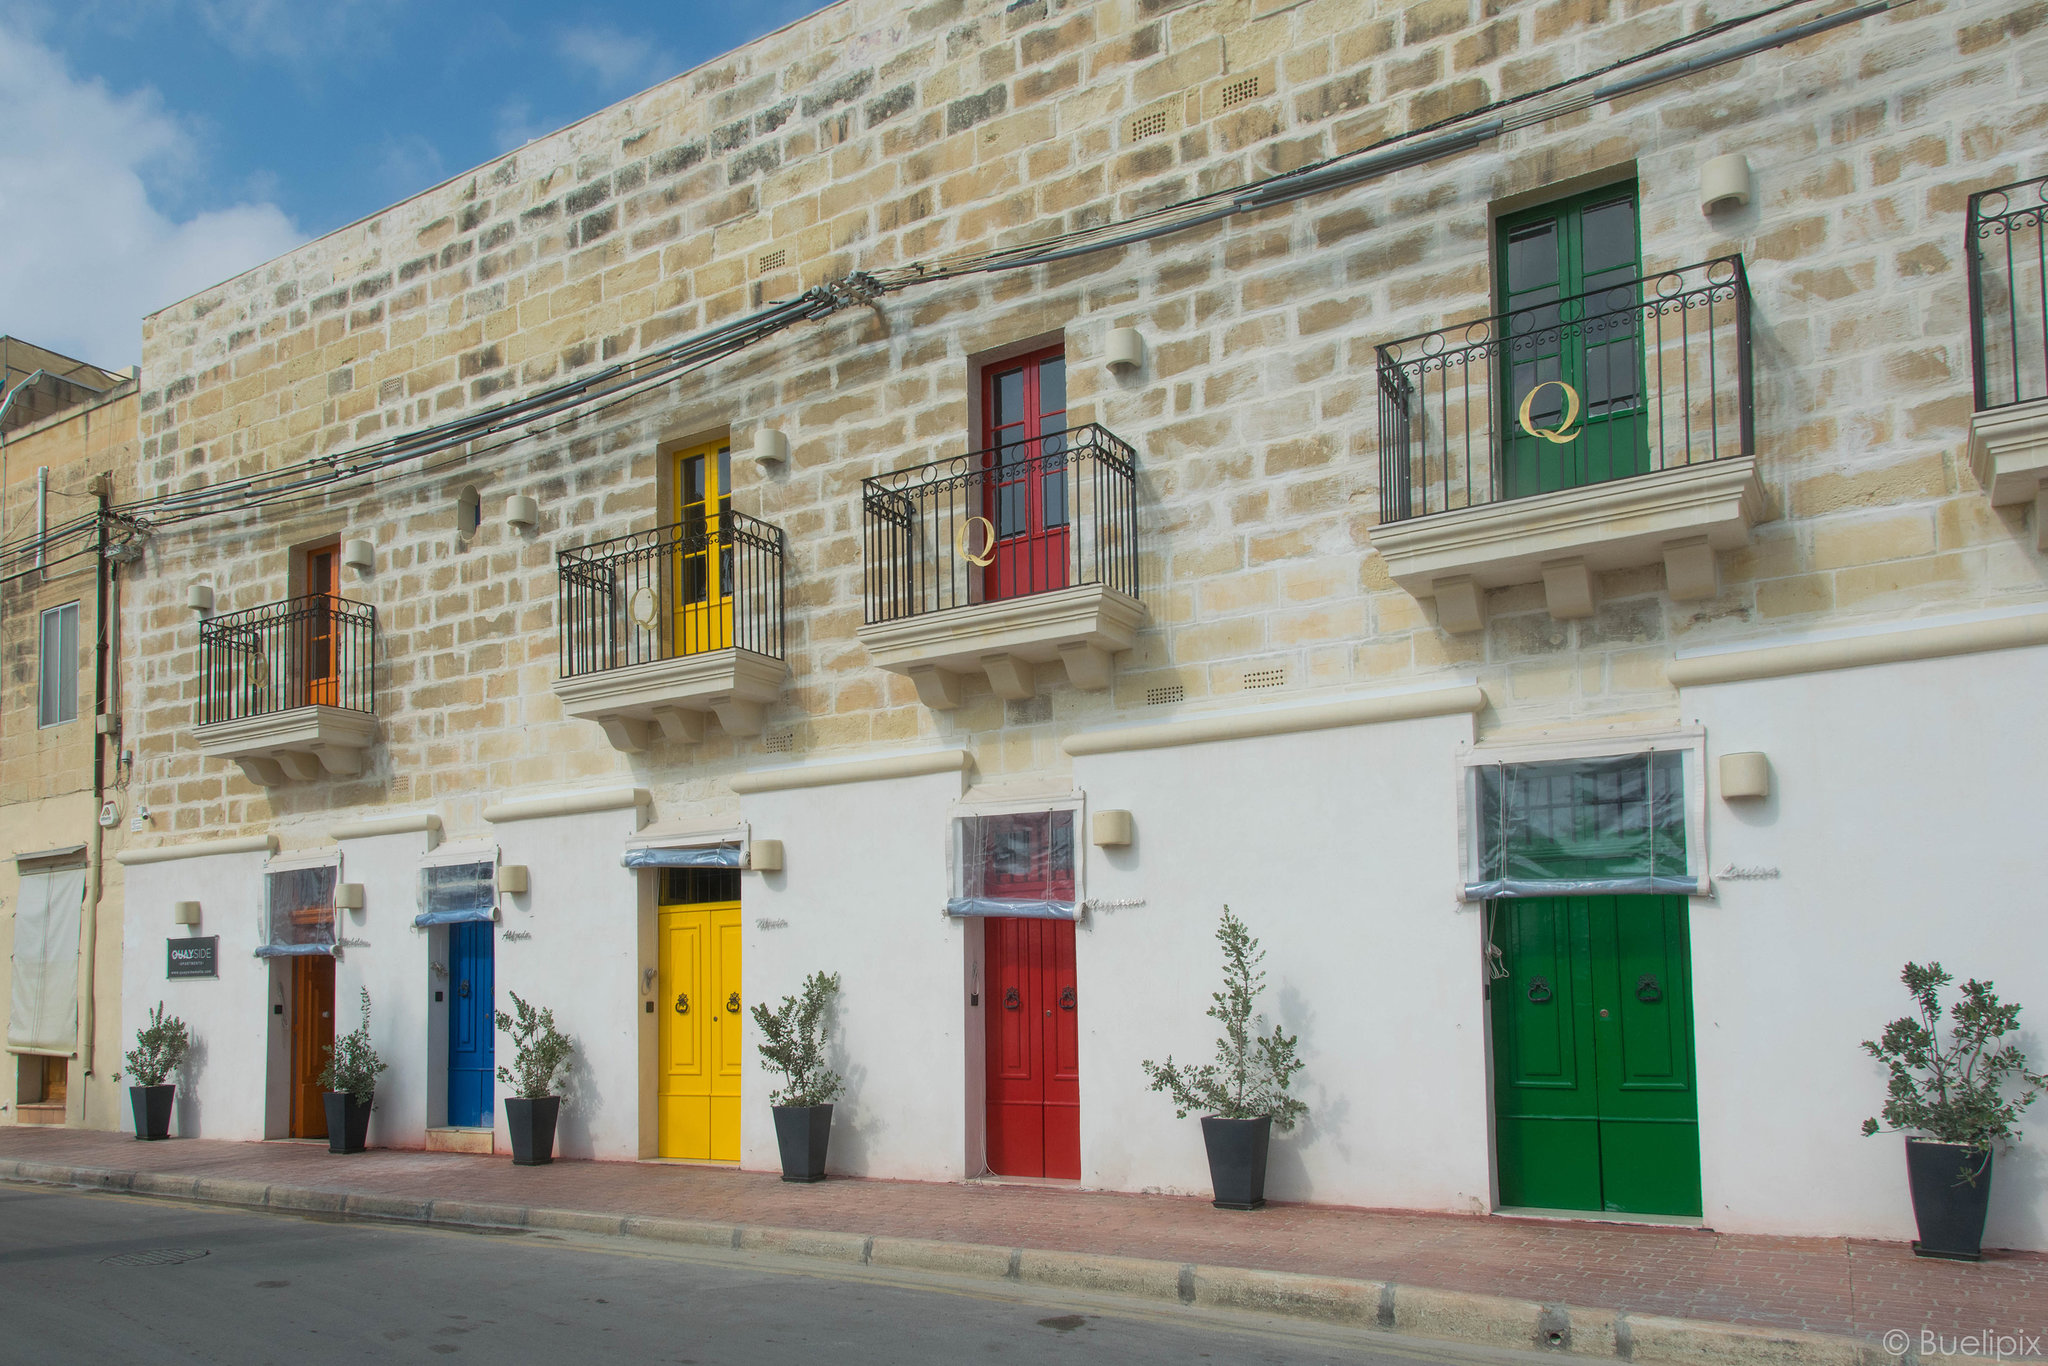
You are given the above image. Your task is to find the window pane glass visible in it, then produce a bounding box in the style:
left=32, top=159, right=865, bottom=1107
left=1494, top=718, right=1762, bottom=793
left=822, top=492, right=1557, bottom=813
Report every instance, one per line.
left=1505, top=221, right=1558, bottom=295
left=966, top=811, right=1075, bottom=902
left=1579, top=197, right=1639, bottom=277
left=420, top=863, right=495, bottom=920
left=38, top=603, right=78, bottom=727
left=1477, top=753, right=1686, bottom=887
left=267, top=866, right=337, bottom=950
left=994, top=367, right=1024, bottom=431
left=1038, top=357, right=1065, bottom=421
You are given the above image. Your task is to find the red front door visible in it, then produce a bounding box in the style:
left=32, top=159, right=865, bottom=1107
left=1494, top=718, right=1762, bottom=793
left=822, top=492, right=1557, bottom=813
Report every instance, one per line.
left=981, top=348, right=1069, bottom=600
left=984, top=917, right=1079, bottom=1179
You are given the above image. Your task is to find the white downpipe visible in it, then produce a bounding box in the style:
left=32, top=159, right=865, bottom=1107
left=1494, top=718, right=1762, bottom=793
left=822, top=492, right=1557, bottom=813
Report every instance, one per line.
left=36, top=464, right=48, bottom=575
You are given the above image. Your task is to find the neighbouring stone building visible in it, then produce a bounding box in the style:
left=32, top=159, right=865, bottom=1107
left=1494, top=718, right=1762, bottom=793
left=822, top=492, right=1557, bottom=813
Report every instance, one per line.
left=1, top=340, right=139, bottom=1131
left=110, top=0, right=2047, bottom=1248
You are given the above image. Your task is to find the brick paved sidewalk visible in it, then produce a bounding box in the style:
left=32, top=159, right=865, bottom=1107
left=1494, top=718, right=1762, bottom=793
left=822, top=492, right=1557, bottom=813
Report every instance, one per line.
left=2, top=1127, right=2040, bottom=1353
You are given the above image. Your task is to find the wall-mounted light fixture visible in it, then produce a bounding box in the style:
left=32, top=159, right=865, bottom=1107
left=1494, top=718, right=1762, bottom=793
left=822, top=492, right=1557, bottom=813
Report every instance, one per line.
left=172, top=900, right=202, bottom=926
left=1701, top=153, right=1752, bottom=214
left=497, top=864, right=529, bottom=894
left=753, top=428, right=789, bottom=467
left=1105, top=328, right=1146, bottom=372
left=335, top=882, right=366, bottom=911
left=506, top=494, right=540, bottom=530
left=187, top=583, right=214, bottom=615
left=747, top=839, right=784, bottom=872
left=342, top=538, right=375, bottom=573
left=1719, top=752, right=1771, bottom=801
left=1091, top=810, right=1133, bottom=847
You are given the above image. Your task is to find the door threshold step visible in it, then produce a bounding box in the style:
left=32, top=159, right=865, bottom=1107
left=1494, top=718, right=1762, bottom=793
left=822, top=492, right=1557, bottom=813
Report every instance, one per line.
left=968, top=1174, right=1082, bottom=1189
left=637, top=1157, right=739, bottom=1167
left=1496, top=1205, right=1708, bottom=1230
left=426, top=1127, right=495, bottom=1155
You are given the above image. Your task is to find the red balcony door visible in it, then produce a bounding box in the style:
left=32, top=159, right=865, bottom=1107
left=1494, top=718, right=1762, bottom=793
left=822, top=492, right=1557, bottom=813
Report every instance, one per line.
left=981, top=348, right=1069, bottom=600
left=304, top=542, right=339, bottom=707
left=984, top=916, right=1080, bottom=1178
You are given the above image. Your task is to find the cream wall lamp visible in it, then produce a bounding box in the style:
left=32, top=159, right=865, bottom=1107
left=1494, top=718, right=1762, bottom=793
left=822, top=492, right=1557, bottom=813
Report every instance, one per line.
left=1701, top=153, right=1752, bottom=215
left=342, top=538, right=375, bottom=573
left=335, top=882, right=366, bottom=911
left=1105, top=328, right=1146, bottom=372
left=1092, top=810, right=1133, bottom=847
left=497, top=864, right=530, bottom=894
left=746, top=840, right=784, bottom=872
left=1719, top=752, right=1771, bottom=801
left=753, top=428, right=789, bottom=467
left=172, top=900, right=202, bottom=926
left=187, top=583, right=214, bottom=615
left=506, top=494, right=540, bottom=530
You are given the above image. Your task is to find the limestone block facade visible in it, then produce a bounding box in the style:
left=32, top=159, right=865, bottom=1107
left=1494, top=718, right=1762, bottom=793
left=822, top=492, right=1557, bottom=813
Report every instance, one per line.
left=112, top=0, right=2048, bottom=1247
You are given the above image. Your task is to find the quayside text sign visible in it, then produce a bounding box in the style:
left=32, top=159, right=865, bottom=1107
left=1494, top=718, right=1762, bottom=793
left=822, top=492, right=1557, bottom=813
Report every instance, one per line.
left=167, top=937, right=219, bottom=980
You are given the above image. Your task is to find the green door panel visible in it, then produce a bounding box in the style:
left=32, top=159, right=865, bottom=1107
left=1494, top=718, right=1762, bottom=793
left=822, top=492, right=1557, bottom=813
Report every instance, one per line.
left=1491, top=895, right=1702, bottom=1218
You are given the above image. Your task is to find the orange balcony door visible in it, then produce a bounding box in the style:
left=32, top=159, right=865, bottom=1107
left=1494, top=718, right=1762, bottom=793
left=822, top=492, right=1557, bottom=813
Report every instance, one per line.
left=304, top=542, right=339, bottom=707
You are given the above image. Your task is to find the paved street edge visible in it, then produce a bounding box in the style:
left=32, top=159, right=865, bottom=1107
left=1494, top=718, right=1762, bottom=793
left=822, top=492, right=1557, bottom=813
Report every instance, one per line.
left=0, top=1157, right=1978, bottom=1366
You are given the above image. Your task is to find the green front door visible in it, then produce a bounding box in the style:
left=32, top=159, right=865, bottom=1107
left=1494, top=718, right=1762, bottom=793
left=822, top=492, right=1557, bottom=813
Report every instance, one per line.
left=1491, top=895, right=1702, bottom=1216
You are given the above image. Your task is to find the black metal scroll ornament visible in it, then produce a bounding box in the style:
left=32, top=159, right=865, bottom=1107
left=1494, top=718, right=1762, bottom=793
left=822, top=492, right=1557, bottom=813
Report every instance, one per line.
left=1636, top=974, right=1663, bottom=1004
left=726, top=991, right=741, bottom=1014
left=674, top=993, right=689, bottom=1015
left=1003, top=987, right=1020, bottom=1010
left=1059, top=987, right=1076, bottom=1011
left=1527, top=976, right=1553, bottom=1004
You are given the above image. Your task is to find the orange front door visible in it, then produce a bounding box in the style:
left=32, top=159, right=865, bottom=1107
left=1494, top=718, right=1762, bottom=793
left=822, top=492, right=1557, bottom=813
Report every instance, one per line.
left=984, top=917, right=1079, bottom=1179
left=290, top=955, right=336, bottom=1139
left=304, top=543, right=339, bottom=707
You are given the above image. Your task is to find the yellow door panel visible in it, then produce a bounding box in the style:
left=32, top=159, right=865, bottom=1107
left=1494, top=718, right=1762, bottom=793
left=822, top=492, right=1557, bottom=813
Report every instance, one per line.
left=657, top=900, right=741, bottom=1163
left=710, top=906, right=743, bottom=1162
left=675, top=441, right=735, bottom=656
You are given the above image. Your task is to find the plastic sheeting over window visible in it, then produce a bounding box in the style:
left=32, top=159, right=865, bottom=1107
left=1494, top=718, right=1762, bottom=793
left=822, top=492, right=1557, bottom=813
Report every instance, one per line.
left=947, top=809, right=1078, bottom=920
left=6, top=866, right=85, bottom=1054
left=414, top=861, right=496, bottom=926
left=621, top=844, right=741, bottom=869
left=257, top=864, right=337, bottom=956
left=1466, top=752, right=1694, bottom=899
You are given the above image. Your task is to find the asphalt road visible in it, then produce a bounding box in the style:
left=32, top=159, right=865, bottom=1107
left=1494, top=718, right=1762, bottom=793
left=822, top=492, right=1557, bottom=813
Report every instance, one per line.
left=0, top=1181, right=1555, bottom=1366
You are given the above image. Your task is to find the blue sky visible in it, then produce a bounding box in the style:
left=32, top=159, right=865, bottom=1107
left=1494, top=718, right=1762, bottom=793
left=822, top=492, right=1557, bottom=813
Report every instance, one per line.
left=0, top=0, right=830, bottom=369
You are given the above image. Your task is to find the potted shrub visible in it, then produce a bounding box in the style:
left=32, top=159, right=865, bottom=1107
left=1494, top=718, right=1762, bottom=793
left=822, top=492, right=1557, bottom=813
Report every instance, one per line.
left=495, top=991, right=574, bottom=1166
left=1863, top=961, right=2045, bottom=1260
left=318, top=987, right=387, bottom=1154
left=1142, top=907, right=1307, bottom=1210
left=124, top=1003, right=191, bottom=1141
left=750, top=970, right=844, bottom=1182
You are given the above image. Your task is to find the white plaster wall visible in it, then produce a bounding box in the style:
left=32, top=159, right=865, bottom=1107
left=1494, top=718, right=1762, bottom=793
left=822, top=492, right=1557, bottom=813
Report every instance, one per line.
left=1074, top=710, right=1488, bottom=1209
left=737, top=767, right=972, bottom=1181
left=329, top=830, right=437, bottom=1149
left=118, top=849, right=276, bottom=1140
left=488, top=805, right=648, bottom=1160
left=1686, top=643, right=2048, bottom=1251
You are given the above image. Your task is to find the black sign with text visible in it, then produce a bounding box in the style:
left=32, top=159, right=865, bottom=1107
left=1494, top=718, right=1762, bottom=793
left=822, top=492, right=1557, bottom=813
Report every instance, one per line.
left=166, top=937, right=218, bottom=980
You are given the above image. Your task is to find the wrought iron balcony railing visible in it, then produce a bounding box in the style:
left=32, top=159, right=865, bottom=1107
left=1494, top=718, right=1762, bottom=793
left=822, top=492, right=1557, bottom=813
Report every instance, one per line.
left=861, top=423, right=1139, bottom=624
left=199, top=593, right=376, bottom=724
left=1968, top=173, right=2048, bottom=413
left=557, top=510, right=785, bottom=678
left=1377, top=256, right=1753, bottom=524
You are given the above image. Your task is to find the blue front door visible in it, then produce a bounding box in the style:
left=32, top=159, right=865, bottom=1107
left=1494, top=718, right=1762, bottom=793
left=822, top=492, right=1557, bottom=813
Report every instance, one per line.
left=448, top=921, right=495, bottom=1128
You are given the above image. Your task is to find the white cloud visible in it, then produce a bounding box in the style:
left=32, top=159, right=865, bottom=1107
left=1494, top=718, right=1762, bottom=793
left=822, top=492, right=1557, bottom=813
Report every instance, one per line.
left=189, top=0, right=402, bottom=64
left=0, top=24, right=303, bottom=368
left=558, top=24, right=678, bottom=95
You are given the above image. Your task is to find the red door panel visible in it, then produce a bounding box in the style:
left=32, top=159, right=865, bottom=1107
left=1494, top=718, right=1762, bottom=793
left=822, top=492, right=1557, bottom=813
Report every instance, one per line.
left=984, top=917, right=1079, bottom=1179
left=982, top=349, right=1069, bottom=601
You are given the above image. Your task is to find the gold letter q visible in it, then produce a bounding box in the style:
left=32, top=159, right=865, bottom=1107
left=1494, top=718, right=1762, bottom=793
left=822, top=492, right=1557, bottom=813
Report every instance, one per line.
left=957, top=515, right=997, bottom=567
left=1516, top=380, right=1582, bottom=444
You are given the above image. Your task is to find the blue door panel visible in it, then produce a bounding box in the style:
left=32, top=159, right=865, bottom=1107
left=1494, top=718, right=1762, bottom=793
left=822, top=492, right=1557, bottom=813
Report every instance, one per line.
left=448, top=922, right=495, bottom=1127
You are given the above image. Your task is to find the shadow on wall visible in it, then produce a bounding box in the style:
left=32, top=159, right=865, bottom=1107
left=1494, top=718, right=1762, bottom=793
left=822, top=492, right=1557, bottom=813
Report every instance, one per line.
left=554, top=1056, right=601, bottom=1160
left=172, top=1037, right=207, bottom=1139
left=824, top=1057, right=872, bottom=1177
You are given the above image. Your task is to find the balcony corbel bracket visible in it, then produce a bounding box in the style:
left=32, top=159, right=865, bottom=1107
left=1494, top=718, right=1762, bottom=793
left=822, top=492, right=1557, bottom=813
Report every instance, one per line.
left=1541, top=559, right=1597, bottom=621
left=237, top=756, right=288, bottom=787
left=980, top=653, right=1034, bottom=701
left=599, top=716, right=651, bottom=754
left=710, top=697, right=767, bottom=737
left=908, top=664, right=965, bottom=711
left=652, top=707, right=706, bottom=745
left=1662, top=536, right=1719, bottom=602
left=1057, top=641, right=1114, bottom=692
left=1433, top=576, right=1485, bottom=635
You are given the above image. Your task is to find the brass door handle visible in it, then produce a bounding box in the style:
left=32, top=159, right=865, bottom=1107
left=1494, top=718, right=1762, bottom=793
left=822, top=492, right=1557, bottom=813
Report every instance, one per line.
left=674, top=993, right=689, bottom=1015
left=1003, top=987, right=1019, bottom=1010
left=726, top=992, right=741, bottom=1014
left=1059, top=987, right=1076, bottom=1011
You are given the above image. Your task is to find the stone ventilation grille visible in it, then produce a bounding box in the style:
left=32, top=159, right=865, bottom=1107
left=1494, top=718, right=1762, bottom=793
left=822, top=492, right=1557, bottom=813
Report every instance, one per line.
left=1219, top=75, right=1262, bottom=111
left=762, top=730, right=795, bottom=753
left=757, top=249, right=787, bottom=273
left=376, top=378, right=405, bottom=404
left=1243, top=667, right=1286, bottom=690
left=1145, top=683, right=1184, bottom=706
left=1129, top=109, right=1169, bottom=142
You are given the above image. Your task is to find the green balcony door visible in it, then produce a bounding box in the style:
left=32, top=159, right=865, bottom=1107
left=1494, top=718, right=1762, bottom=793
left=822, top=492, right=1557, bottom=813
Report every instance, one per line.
left=1490, top=895, right=1702, bottom=1217
left=1497, top=186, right=1649, bottom=498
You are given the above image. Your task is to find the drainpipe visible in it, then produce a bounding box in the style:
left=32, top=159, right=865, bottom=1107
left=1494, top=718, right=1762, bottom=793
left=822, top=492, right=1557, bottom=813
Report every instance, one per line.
left=36, top=464, right=48, bottom=576
left=0, top=370, right=50, bottom=548
left=78, top=481, right=111, bottom=1119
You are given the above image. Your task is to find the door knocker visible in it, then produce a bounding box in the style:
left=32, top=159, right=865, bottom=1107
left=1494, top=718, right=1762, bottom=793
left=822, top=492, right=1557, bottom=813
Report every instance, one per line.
left=1058, top=987, right=1076, bottom=1011
left=458, top=980, right=470, bottom=999
left=1635, top=974, right=1663, bottom=1004
left=726, top=991, right=741, bottom=1014
left=1003, top=987, right=1020, bottom=1010
left=674, top=992, right=690, bottom=1015
left=1527, top=975, right=1553, bottom=1004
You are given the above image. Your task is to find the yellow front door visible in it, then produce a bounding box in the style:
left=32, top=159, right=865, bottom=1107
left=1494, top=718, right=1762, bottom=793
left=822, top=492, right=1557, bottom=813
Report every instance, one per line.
left=657, top=899, right=742, bottom=1160
left=675, top=440, right=734, bottom=655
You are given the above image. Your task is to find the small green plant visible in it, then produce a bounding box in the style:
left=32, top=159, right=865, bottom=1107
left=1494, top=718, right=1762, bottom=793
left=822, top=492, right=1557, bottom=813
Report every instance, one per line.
left=495, top=992, right=574, bottom=1099
left=319, top=987, right=387, bottom=1106
left=1862, top=962, right=2045, bottom=1179
left=1143, top=906, right=1307, bottom=1130
left=125, top=1003, right=191, bottom=1087
left=751, top=971, right=845, bottom=1108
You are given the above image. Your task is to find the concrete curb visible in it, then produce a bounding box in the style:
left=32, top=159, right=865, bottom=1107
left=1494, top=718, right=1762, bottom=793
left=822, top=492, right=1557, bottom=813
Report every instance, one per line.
left=0, top=1158, right=1959, bottom=1366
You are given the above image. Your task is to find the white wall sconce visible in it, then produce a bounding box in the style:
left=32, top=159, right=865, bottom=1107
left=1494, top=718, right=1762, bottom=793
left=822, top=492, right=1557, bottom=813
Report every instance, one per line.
left=172, top=900, right=202, bottom=926
left=1719, top=752, right=1771, bottom=801
left=497, top=864, right=530, bottom=894
left=747, top=839, right=784, bottom=872
left=342, top=538, right=375, bottom=573
left=506, top=494, right=540, bottom=530
left=1091, top=810, right=1133, bottom=847
left=187, top=583, right=214, bottom=615
left=1701, top=153, right=1752, bottom=215
left=753, top=428, right=789, bottom=467
left=1105, top=328, right=1146, bottom=372
left=335, top=882, right=366, bottom=911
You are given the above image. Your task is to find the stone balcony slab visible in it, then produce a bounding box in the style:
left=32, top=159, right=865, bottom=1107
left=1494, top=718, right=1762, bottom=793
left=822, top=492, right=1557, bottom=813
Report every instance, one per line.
left=1968, top=397, right=2048, bottom=550
left=856, top=583, right=1147, bottom=710
left=195, top=706, right=379, bottom=787
left=551, top=648, right=787, bottom=752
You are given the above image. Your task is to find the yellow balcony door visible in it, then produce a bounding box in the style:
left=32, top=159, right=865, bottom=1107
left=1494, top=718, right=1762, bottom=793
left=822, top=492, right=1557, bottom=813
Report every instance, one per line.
left=657, top=898, right=742, bottom=1160
left=676, top=441, right=734, bottom=655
